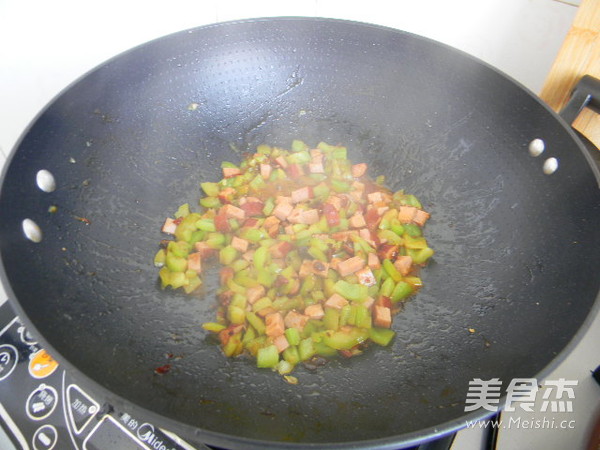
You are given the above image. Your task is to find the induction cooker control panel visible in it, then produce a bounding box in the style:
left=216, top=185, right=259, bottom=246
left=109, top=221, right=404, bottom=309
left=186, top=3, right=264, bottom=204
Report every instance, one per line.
left=0, top=301, right=194, bottom=450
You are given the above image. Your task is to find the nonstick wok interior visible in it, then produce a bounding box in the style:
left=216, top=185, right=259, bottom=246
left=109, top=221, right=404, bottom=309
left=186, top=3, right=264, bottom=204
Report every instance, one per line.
left=0, top=18, right=599, bottom=448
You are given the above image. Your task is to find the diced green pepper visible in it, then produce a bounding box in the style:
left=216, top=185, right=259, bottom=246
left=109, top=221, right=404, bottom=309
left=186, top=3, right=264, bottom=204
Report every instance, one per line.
left=298, top=337, right=316, bottom=361
left=257, top=345, right=279, bottom=368
left=174, top=203, right=190, bottom=218
left=322, top=327, right=369, bottom=350
left=200, top=182, right=220, bottom=197
left=199, top=196, right=221, bottom=209
left=402, top=223, right=422, bottom=237
left=391, top=281, right=413, bottom=303
left=219, top=246, right=238, bottom=265
left=154, top=249, right=166, bottom=267
left=202, top=322, right=226, bottom=333
left=382, top=259, right=403, bottom=282
left=283, top=346, right=300, bottom=365
left=369, top=327, right=396, bottom=346
left=166, top=252, right=187, bottom=272
left=333, top=280, right=369, bottom=302
left=196, top=218, right=216, bottom=232
left=285, top=327, right=301, bottom=346
left=246, top=312, right=266, bottom=335
left=291, top=139, right=309, bottom=152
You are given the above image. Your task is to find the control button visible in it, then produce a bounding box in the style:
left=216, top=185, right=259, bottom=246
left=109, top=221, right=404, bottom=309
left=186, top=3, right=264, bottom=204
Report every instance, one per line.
left=66, top=384, right=99, bottom=434
left=29, top=349, right=59, bottom=379
left=32, top=424, right=58, bottom=450
left=84, top=415, right=145, bottom=450
left=26, top=384, right=58, bottom=420
left=17, top=325, right=38, bottom=345
left=0, top=344, right=18, bottom=381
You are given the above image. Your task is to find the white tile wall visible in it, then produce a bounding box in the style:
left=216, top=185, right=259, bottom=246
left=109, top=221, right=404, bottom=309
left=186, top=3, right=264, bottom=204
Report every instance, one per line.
left=0, top=0, right=578, bottom=160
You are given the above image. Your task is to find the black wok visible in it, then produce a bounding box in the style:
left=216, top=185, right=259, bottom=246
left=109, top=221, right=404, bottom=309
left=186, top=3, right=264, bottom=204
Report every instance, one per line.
left=0, top=17, right=599, bottom=449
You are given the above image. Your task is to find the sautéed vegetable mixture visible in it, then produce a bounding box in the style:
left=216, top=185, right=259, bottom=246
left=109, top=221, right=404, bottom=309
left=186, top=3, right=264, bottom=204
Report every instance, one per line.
left=154, top=140, right=434, bottom=376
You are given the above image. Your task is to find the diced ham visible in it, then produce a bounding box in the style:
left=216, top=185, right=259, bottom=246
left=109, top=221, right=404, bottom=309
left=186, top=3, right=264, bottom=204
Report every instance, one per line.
left=373, top=306, right=392, bottom=328
left=331, top=231, right=357, bottom=242
left=270, top=241, right=294, bottom=258
left=356, top=267, right=376, bottom=286
left=187, top=252, right=201, bottom=274
left=195, top=241, right=217, bottom=258
left=217, top=187, right=236, bottom=203
left=376, top=296, right=392, bottom=309
left=265, top=312, right=285, bottom=336
left=222, top=167, right=241, bottom=178
left=287, top=208, right=302, bottom=224
left=291, top=186, right=314, bottom=203
left=273, top=202, right=294, bottom=221
left=310, top=149, right=323, bottom=161
left=299, top=209, right=319, bottom=225
left=367, top=191, right=385, bottom=204
left=222, top=204, right=245, bottom=221
left=312, top=260, right=329, bottom=278
left=231, top=236, right=249, bottom=253
left=275, top=195, right=293, bottom=204
left=273, top=334, right=290, bottom=353
left=324, top=293, right=348, bottom=310
left=240, top=201, right=264, bottom=217
left=398, top=206, right=418, bottom=223
left=286, top=163, right=304, bottom=178
left=349, top=212, right=366, bottom=228
left=359, top=228, right=376, bottom=246
left=330, top=257, right=342, bottom=271
left=242, top=249, right=255, bottom=262
left=263, top=215, right=280, bottom=230
left=288, top=208, right=319, bottom=225
left=308, top=161, right=325, bottom=173
left=413, top=209, right=430, bottom=226
left=284, top=310, right=309, bottom=330
left=394, top=255, right=413, bottom=276
left=219, top=324, right=244, bottom=346
left=326, top=195, right=343, bottom=211
left=364, top=207, right=381, bottom=229
left=257, top=307, right=276, bottom=318
left=368, top=252, right=381, bottom=269
left=260, top=163, right=272, bottom=179
left=284, top=224, right=295, bottom=235
left=377, top=206, right=390, bottom=216
left=378, top=244, right=399, bottom=262
left=323, top=203, right=340, bottom=227
left=363, top=296, right=375, bottom=310
left=304, top=304, right=325, bottom=320
left=336, top=256, right=366, bottom=277
left=214, top=209, right=231, bottom=232
left=349, top=181, right=365, bottom=202
left=298, top=260, right=314, bottom=278
left=246, top=285, right=266, bottom=304
left=352, top=163, right=368, bottom=178
left=275, top=156, right=288, bottom=168
left=243, top=217, right=260, bottom=228
left=161, top=218, right=177, bottom=234
left=220, top=267, right=234, bottom=285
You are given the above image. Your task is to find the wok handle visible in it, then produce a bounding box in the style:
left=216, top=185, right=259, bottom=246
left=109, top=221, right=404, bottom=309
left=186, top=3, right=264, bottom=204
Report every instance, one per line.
left=559, top=75, right=600, bottom=125
left=559, top=75, right=600, bottom=184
